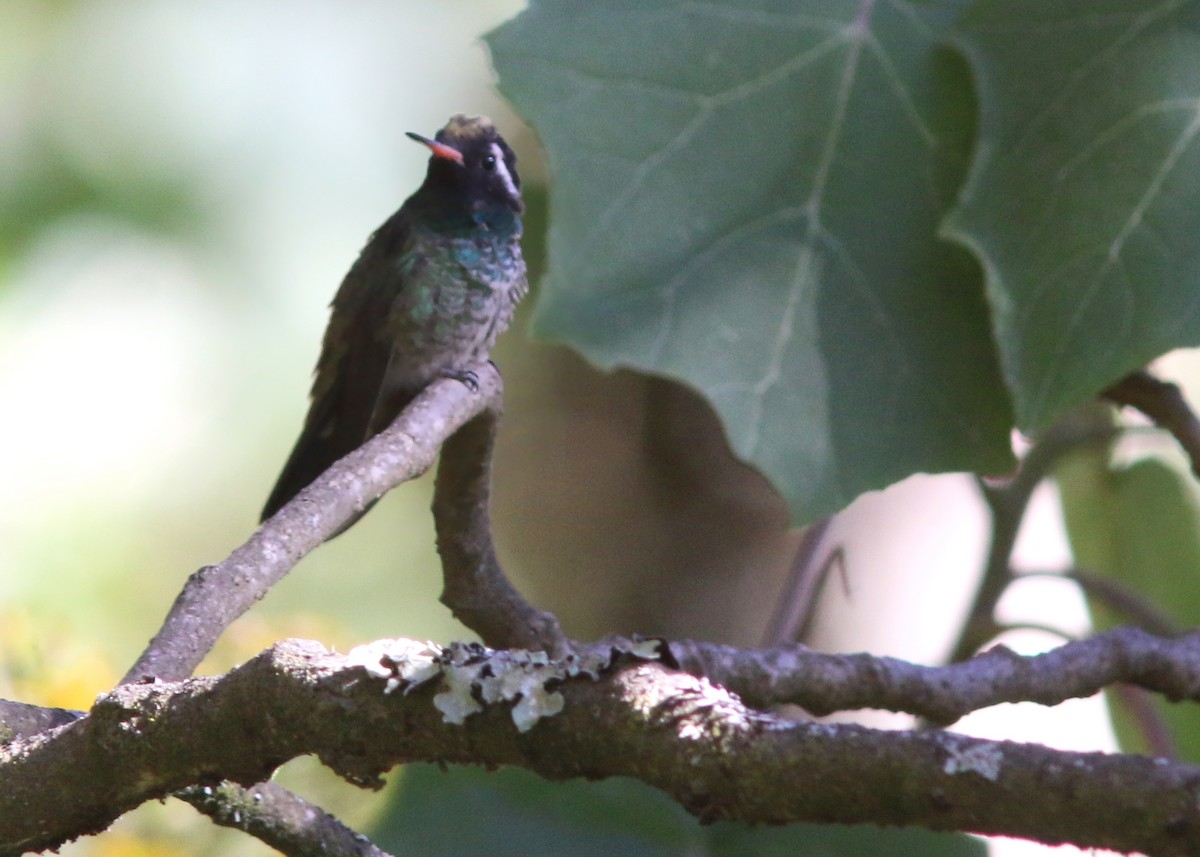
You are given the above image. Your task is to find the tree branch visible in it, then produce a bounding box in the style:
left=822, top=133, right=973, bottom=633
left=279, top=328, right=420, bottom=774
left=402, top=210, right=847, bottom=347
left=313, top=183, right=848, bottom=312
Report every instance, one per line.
left=29, top=626, right=1200, bottom=737
left=179, top=781, right=392, bottom=857
left=0, top=699, right=81, bottom=740
left=113, top=369, right=507, bottom=857
left=432, top=393, right=569, bottom=655
left=672, top=625, right=1200, bottom=724
left=123, top=363, right=506, bottom=685
left=6, top=637, right=1200, bottom=857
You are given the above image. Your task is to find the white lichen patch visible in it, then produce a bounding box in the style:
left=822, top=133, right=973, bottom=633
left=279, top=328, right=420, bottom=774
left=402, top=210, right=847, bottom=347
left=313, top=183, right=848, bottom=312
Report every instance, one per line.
left=433, top=661, right=486, bottom=724
left=678, top=720, right=706, bottom=741
left=627, top=638, right=664, bottom=660
left=684, top=680, right=756, bottom=741
left=942, top=740, right=1003, bottom=781
left=560, top=648, right=614, bottom=680
left=347, top=639, right=442, bottom=693
left=349, top=637, right=663, bottom=733
left=444, top=647, right=567, bottom=733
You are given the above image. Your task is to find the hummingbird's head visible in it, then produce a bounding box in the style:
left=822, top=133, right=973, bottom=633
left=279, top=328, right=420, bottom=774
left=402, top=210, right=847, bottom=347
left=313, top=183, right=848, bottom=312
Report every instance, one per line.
left=407, top=115, right=523, bottom=220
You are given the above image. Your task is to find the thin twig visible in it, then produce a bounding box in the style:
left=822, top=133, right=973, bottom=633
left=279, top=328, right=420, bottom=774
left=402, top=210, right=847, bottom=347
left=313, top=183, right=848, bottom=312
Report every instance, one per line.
left=1104, top=369, right=1200, bottom=479
left=760, top=516, right=836, bottom=646
left=949, top=420, right=1118, bottom=663
left=1022, top=567, right=1182, bottom=761
left=1111, top=683, right=1178, bottom=760
left=992, top=620, right=1075, bottom=642
left=1024, top=568, right=1182, bottom=638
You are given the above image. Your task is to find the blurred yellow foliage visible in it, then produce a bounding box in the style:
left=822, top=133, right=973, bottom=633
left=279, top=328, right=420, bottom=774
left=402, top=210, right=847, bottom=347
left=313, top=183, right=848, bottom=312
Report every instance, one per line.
left=2, top=605, right=368, bottom=857
left=0, top=607, right=117, bottom=710
left=90, top=831, right=191, bottom=857
left=198, top=610, right=352, bottom=675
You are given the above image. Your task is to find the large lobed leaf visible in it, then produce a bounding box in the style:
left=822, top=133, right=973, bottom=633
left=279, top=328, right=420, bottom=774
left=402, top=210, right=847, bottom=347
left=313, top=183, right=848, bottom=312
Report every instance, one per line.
left=491, top=0, right=1200, bottom=521
left=945, top=0, right=1200, bottom=428
left=489, top=0, right=1014, bottom=522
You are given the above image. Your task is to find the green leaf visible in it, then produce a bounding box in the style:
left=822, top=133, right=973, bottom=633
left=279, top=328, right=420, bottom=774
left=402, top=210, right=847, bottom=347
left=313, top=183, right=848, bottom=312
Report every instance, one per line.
left=1058, top=449, right=1200, bottom=632
left=371, top=763, right=986, bottom=857
left=371, top=764, right=702, bottom=857
left=944, top=0, right=1200, bottom=428
left=1057, top=448, right=1200, bottom=760
left=711, top=820, right=987, bottom=857
left=488, top=0, right=1014, bottom=522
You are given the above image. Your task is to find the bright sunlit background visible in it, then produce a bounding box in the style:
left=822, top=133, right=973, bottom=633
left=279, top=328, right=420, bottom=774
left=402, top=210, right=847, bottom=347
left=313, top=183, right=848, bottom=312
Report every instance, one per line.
left=4, top=3, right=1189, bottom=856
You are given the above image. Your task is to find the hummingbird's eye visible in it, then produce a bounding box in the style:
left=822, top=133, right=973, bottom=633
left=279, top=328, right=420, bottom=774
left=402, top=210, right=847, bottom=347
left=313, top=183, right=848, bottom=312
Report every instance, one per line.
left=482, top=154, right=497, bottom=171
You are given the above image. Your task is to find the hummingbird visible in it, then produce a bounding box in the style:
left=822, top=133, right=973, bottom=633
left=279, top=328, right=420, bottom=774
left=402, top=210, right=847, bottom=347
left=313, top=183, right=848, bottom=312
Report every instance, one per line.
left=261, top=114, right=527, bottom=525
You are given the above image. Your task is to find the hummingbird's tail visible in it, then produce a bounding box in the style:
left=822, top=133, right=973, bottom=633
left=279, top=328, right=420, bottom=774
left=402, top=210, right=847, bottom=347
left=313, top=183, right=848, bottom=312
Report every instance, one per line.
left=260, top=435, right=381, bottom=539
left=260, top=392, right=355, bottom=523
left=260, top=379, right=418, bottom=531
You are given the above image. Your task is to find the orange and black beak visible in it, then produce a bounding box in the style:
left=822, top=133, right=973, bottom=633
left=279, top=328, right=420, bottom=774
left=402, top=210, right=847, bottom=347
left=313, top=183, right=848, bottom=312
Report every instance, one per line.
left=406, top=132, right=464, bottom=164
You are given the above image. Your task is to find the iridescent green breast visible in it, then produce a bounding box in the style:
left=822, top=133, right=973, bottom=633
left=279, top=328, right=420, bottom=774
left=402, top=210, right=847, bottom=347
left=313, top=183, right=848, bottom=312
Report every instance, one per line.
left=382, top=218, right=526, bottom=391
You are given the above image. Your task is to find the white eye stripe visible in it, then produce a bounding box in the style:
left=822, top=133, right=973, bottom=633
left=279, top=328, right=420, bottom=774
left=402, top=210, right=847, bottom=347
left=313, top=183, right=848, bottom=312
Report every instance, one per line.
left=489, top=142, right=519, bottom=201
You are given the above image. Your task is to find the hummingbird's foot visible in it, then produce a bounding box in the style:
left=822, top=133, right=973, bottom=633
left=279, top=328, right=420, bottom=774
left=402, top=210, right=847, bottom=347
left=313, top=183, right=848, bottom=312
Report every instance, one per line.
left=440, top=367, right=480, bottom=392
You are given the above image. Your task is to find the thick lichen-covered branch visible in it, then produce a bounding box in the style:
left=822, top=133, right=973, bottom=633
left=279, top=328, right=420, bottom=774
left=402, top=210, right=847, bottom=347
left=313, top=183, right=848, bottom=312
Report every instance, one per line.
left=4, top=638, right=1200, bottom=857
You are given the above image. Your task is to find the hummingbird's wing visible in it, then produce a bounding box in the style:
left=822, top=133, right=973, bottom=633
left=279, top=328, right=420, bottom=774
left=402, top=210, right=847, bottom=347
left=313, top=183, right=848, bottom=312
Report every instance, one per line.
left=260, top=213, right=410, bottom=522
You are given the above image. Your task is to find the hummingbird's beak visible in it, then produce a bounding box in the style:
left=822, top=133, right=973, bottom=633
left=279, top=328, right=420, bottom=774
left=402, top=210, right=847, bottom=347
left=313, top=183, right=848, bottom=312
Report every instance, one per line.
left=406, top=132, right=464, bottom=165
